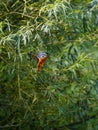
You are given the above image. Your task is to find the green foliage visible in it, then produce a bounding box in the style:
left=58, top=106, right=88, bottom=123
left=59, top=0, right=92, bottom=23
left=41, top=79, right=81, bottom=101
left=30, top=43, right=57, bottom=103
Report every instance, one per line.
left=0, top=0, right=98, bottom=129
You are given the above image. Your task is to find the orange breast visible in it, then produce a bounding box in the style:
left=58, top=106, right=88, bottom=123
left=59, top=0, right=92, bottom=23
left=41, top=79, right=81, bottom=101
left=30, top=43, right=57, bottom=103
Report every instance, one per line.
left=37, top=56, right=47, bottom=71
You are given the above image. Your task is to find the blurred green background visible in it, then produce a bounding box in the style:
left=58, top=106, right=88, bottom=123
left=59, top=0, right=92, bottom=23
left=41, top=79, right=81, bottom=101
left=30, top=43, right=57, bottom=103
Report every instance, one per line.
left=0, top=0, right=98, bottom=129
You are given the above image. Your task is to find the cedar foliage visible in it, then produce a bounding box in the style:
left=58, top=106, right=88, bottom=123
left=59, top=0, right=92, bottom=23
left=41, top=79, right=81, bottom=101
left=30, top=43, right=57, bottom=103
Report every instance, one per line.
left=0, top=0, right=98, bottom=129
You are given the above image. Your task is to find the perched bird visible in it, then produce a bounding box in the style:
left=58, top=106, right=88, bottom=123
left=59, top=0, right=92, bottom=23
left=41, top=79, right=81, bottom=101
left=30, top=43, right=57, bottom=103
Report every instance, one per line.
left=28, top=51, right=47, bottom=71
left=37, top=51, right=47, bottom=71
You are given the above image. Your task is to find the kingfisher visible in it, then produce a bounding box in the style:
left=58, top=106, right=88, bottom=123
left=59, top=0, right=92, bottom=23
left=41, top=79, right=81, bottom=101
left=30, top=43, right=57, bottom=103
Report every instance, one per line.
left=29, top=51, right=47, bottom=71
left=37, top=51, right=47, bottom=71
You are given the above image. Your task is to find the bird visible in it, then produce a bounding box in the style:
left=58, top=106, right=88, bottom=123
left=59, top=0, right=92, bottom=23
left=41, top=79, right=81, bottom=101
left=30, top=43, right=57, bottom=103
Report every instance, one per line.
left=37, top=51, right=47, bottom=71
left=29, top=51, right=47, bottom=71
